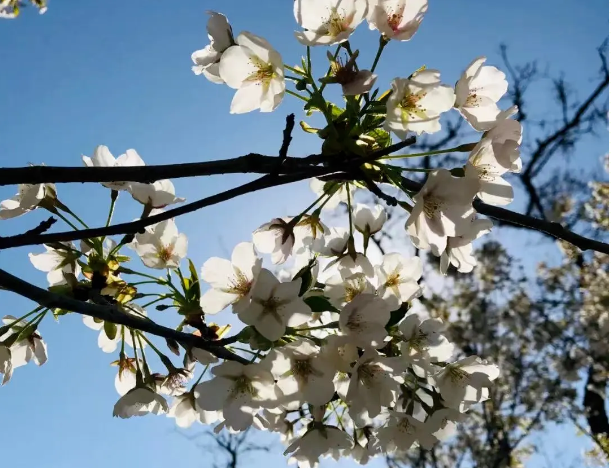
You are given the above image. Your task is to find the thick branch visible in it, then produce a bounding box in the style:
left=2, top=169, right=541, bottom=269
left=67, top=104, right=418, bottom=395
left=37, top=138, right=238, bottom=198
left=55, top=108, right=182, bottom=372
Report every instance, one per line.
left=473, top=199, right=609, bottom=254
left=0, top=268, right=250, bottom=365
left=0, top=168, right=336, bottom=249
left=0, top=154, right=312, bottom=186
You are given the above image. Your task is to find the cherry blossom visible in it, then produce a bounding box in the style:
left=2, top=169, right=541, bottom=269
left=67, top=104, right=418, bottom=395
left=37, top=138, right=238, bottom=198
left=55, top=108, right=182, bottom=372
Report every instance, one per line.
left=1, top=316, right=49, bottom=371
left=454, top=56, right=508, bottom=131
left=129, top=180, right=185, bottom=209
left=200, top=242, right=262, bottom=315
left=28, top=242, right=81, bottom=286
left=406, top=169, right=479, bottom=256
left=385, top=70, right=455, bottom=137
left=399, top=314, right=454, bottom=366
left=113, top=386, right=169, bottom=419
left=440, top=217, right=493, bottom=274
left=238, top=269, right=310, bottom=341
left=353, top=203, right=386, bottom=236
left=191, top=11, right=234, bottom=84
left=219, top=31, right=285, bottom=114
left=316, top=226, right=350, bottom=256
left=131, top=219, right=187, bottom=269
left=375, top=253, right=422, bottom=309
left=367, top=0, right=428, bottom=41
left=168, top=392, right=200, bottom=428
left=346, top=349, right=405, bottom=424
left=376, top=410, right=437, bottom=452
left=325, top=272, right=375, bottom=309
left=262, top=338, right=336, bottom=406
left=433, top=356, right=500, bottom=410
left=284, top=424, right=353, bottom=467
left=253, top=217, right=295, bottom=264
left=82, top=145, right=144, bottom=191
left=321, top=51, right=377, bottom=96
left=0, top=183, right=55, bottom=220
left=339, top=293, right=391, bottom=348
left=194, top=361, right=277, bottom=431
left=293, top=0, right=368, bottom=46
left=465, top=137, right=519, bottom=206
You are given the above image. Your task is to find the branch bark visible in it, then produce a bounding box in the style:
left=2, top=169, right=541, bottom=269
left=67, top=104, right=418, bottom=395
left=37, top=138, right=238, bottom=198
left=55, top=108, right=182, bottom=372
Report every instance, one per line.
left=0, top=268, right=250, bottom=365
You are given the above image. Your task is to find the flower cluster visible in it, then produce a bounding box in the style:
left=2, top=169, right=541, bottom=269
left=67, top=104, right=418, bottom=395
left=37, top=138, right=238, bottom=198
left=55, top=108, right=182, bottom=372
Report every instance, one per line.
left=0, top=0, right=524, bottom=465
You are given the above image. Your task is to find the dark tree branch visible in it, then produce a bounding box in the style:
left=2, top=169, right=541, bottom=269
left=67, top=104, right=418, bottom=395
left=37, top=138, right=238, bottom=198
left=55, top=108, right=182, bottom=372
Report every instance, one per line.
left=276, top=113, right=295, bottom=169
left=0, top=268, right=250, bottom=365
left=473, top=199, right=609, bottom=254
left=20, top=216, right=57, bottom=236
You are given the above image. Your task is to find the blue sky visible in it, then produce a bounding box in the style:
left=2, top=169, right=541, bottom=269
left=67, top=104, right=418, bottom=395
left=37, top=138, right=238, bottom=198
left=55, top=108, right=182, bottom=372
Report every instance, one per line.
left=0, top=1, right=607, bottom=467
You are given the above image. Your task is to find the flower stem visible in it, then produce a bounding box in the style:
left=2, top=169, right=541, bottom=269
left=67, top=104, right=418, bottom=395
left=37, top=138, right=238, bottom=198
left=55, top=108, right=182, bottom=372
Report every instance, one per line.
left=105, top=190, right=118, bottom=228
left=370, top=35, right=389, bottom=74
left=286, top=89, right=309, bottom=102
left=346, top=183, right=354, bottom=236
left=380, top=146, right=467, bottom=160
left=319, top=45, right=341, bottom=94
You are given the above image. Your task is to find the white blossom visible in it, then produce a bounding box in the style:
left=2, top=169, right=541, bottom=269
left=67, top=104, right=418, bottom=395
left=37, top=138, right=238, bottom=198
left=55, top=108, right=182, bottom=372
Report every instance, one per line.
left=129, top=179, right=185, bottom=209
left=113, top=386, right=169, bottom=419
left=194, top=361, right=277, bottom=431
left=399, top=314, right=454, bottom=367
left=0, top=183, right=55, bottom=220
left=191, top=11, right=234, bottom=84
left=316, top=226, right=350, bottom=256
left=385, top=70, right=455, bottom=138
left=28, top=242, right=81, bottom=286
left=483, top=107, right=523, bottom=174
left=168, top=392, right=200, bottom=428
left=353, top=203, right=386, bottom=236
left=346, top=349, right=405, bottom=424
left=294, top=0, right=368, bottom=46
left=253, top=218, right=295, bottom=264
left=405, top=169, right=479, bottom=256
left=325, top=272, right=375, bottom=309
left=262, top=338, right=336, bottom=406
left=200, top=242, right=262, bottom=315
left=114, top=359, right=138, bottom=396
left=1, top=316, right=48, bottom=369
left=131, top=219, right=187, bottom=269
left=440, top=217, right=493, bottom=274
left=367, top=0, right=428, bottom=41
left=433, top=356, right=500, bottom=410
left=284, top=425, right=353, bottom=467
left=321, top=334, right=359, bottom=374
left=376, top=410, right=437, bottom=452
left=375, top=253, right=422, bottom=309
left=82, top=145, right=145, bottom=191
left=454, top=57, right=508, bottom=131
left=339, top=293, right=391, bottom=348
left=465, top=137, right=519, bottom=206
left=219, top=31, right=285, bottom=114
left=238, top=269, right=310, bottom=341
left=294, top=215, right=330, bottom=256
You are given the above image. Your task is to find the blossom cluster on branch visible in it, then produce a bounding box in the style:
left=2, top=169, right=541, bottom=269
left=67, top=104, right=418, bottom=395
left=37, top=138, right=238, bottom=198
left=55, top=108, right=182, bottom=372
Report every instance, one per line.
left=0, top=1, right=605, bottom=466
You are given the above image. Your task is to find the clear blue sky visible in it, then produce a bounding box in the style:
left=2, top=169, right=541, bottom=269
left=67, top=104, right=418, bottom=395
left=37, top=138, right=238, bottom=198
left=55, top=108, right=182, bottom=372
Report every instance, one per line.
left=0, top=1, right=607, bottom=467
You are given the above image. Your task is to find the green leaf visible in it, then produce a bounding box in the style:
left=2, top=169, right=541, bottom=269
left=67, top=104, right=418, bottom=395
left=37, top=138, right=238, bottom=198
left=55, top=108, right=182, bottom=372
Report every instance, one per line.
left=367, top=128, right=392, bottom=149
left=103, top=321, right=118, bottom=341
left=292, top=259, right=317, bottom=296
left=188, top=259, right=201, bottom=300
left=300, top=121, right=319, bottom=134
left=304, top=295, right=339, bottom=313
